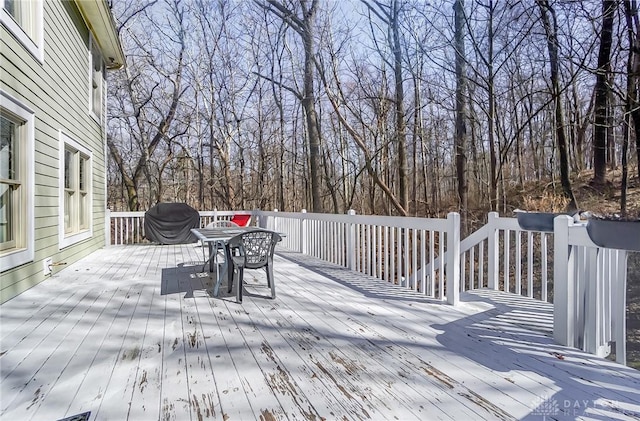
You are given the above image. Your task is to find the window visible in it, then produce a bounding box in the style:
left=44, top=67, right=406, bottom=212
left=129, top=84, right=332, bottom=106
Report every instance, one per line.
left=0, top=115, right=19, bottom=251
left=90, top=36, right=104, bottom=119
left=59, top=132, right=92, bottom=248
left=1, top=0, right=44, bottom=62
left=0, top=91, right=34, bottom=271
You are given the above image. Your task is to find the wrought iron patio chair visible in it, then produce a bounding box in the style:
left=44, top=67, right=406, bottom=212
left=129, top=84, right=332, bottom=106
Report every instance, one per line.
left=226, top=229, right=282, bottom=303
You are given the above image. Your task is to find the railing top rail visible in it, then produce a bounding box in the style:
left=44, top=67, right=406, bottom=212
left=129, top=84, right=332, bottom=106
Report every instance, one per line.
left=256, top=210, right=451, bottom=231
left=109, top=209, right=242, bottom=217
left=108, top=211, right=145, bottom=217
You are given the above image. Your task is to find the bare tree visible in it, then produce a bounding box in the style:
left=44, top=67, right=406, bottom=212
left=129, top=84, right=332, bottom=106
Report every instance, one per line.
left=536, top=0, right=578, bottom=211
left=361, top=0, right=409, bottom=213
left=454, top=0, right=469, bottom=230
left=105, top=0, right=638, bottom=218
left=592, top=0, right=617, bottom=186
left=622, top=0, right=640, bottom=214
left=108, top=0, right=187, bottom=211
left=255, top=0, right=324, bottom=212
left=624, top=0, right=640, bottom=182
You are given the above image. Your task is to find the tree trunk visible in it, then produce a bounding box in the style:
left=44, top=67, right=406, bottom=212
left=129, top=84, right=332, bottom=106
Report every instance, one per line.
left=261, top=0, right=323, bottom=212
left=623, top=0, right=640, bottom=214
left=592, top=0, right=616, bottom=186
left=454, top=0, right=468, bottom=232
left=625, top=0, right=640, bottom=181
left=537, top=0, right=578, bottom=211
left=485, top=0, right=498, bottom=212
left=391, top=0, right=409, bottom=213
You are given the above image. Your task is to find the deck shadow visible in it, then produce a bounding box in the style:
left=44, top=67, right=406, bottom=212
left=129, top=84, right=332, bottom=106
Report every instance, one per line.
left=276, top=251, right=446, bottom=305
left=161, top=263, right=222, bottom=298
left=160, top=262, right=264, bottom=301
left=435, top=290, right=640, bottom=420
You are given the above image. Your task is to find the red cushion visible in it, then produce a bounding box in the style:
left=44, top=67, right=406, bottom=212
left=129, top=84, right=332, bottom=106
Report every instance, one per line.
left=230, top=214, right=251, bottom=227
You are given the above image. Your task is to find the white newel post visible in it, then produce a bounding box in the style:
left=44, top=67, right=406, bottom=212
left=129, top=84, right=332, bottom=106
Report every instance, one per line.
left=614, top=250, right=627, bottom=364
left=346, top=209, right=356, bottom=270
left=446, top=212, right=460, bottom=305
left=553, top=215, right=575, bottom=348
left=584, top=247, right=604, bottom=356
left=487, top=212, right=499, bottom=289
left=272, top=208, right=279, bottom=232
left=105, top=208, right=111, bottom=247
left=300, top=209, right=307, bottom=254
left=213, top=208, right=218, bottom=224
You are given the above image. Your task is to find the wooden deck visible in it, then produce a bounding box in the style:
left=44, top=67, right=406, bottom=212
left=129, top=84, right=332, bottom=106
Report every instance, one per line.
left=1, top=244, right=640, bottom=421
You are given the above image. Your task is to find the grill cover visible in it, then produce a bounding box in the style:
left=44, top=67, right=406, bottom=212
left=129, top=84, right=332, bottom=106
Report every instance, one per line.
left=144, top=203, right=199, bottom=244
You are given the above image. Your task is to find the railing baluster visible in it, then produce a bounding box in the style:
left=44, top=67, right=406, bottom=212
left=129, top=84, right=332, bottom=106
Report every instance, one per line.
left=541, top=232, right=548, bottom=302
left=396, top=227, right=405, bottom=286
left=438, top=231, right=445, bottom=300
left=420, top=229, right=426, bottom=293
left=469, top=246, right=475, bottom=290
left=461, top=250, right=466, bottom=292
left=479, top=240, right=484, bottom=289
left=504, top=229, right=510, bottom=293
left=515, top=230, right=522, bottom=295
left=527, top=231, right=534, bottom=298
left=366, top=224, right=372, bottom=276
left=429, top=230, right=435, bottom=297
left=390, top=227, right=395, bottom=284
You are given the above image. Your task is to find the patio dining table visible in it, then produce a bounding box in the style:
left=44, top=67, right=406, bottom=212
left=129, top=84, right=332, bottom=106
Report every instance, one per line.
left=191, top=226, right=261, bottom=297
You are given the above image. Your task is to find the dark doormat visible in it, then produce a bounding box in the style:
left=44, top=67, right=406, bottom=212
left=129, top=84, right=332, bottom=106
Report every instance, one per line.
left=56, top=412, right=91, bottom=421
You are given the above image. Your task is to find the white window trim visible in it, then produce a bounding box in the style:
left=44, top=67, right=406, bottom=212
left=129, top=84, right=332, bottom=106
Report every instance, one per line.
left=59, top=131, right=93, bottom=249
left=0, top=0, right=44, bottom=64
left=0, top=90, right=34, bottom=271
left=88, top=35, right=104, bottom=123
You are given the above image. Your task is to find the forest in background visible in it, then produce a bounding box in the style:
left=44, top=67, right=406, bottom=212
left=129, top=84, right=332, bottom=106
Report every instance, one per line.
left=106, top=0, right=640, bottom=230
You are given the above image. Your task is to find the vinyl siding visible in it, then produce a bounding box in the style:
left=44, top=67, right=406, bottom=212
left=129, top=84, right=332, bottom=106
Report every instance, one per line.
left=0, top=0, right=111, bottom=302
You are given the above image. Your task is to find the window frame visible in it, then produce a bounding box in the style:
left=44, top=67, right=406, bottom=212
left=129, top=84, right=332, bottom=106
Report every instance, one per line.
left=59, top=131, right=93, bottom=249
left=89, top=35, right=105, bottom=122
left=0, top=115, right=19, bottom=252
left=0, top=90, right=34, bottom=271
left=0, top=0, right=44, bottom=63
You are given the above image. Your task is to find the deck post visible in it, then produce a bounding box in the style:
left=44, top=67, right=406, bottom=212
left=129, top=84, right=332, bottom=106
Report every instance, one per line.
left=300, top=209, right=307, bottom=254
left=105, top=208, right=111, bottom=247
left=553, top=215, right=575, bottom=347
left=614, top=251, right=627, bottom=364
left=346, top=209, right=356, bottom=270
left=446, top=212, right=460, bottom=305
left=487, top=212, right=499, bottom=289
left=272, top=208, right=279, bottom=232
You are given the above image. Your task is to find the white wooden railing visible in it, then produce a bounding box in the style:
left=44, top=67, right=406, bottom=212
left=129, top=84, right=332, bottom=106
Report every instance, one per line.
left=415, top=211, right=628, bottom=365
left=106, top=208, right=632, bottom=364
left=553, top=215, right=628, bottom=364
left=105, top=209, right=238, bottom=245
left=421, top=212, right=555, bottom=301
left=255, top=209, right=460, bottom=305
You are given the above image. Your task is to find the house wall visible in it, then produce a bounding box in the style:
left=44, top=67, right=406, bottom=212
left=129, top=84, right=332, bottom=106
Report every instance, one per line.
left=1, top=1, right=108, bottom=303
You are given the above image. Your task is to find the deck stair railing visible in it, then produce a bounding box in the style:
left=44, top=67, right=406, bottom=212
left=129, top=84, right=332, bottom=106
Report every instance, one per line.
left=553, top=215, right=628, bottom=364
left=420, top=212, right=555, bottom=300
left=417, top=211, right=628, bottom=365
left=107, top=208, right=631, bottom=364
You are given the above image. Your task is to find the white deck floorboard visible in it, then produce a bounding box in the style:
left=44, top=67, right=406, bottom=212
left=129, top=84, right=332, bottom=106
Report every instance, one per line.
left=1, top=243, right=640, bottom=421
